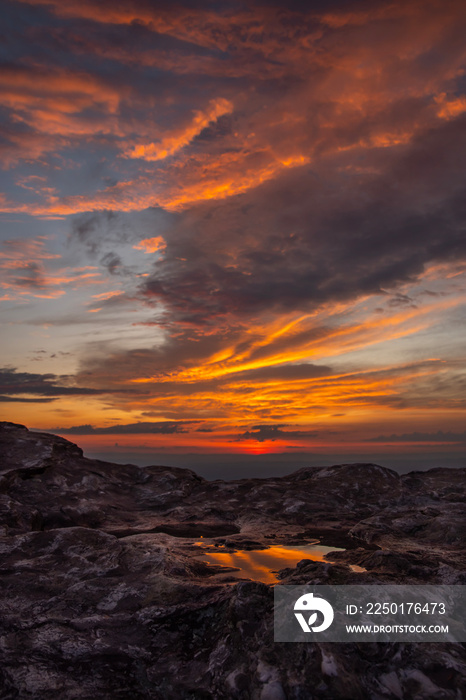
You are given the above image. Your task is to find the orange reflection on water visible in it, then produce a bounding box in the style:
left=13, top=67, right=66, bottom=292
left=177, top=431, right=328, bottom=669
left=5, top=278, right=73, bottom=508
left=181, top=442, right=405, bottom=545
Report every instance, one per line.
left=199, top=544, right=344, bottom=584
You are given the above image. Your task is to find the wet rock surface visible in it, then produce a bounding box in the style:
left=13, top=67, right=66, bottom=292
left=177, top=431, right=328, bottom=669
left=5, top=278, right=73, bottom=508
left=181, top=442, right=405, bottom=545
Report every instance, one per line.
left=0, top=422, right=465, bottom=699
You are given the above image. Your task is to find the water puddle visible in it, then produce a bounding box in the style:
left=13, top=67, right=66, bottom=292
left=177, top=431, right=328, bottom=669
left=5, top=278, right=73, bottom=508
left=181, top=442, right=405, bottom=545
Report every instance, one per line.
left=197, top=543, right=345, bottom=584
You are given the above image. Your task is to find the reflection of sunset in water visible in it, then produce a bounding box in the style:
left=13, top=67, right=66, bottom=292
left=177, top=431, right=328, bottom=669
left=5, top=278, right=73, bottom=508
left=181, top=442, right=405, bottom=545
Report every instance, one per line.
left=199, top=544, right=344, bottom=584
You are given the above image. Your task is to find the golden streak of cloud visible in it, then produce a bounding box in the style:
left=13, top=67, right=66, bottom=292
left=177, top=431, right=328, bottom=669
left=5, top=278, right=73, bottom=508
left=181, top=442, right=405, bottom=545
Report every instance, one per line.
left=91, top=290, right=123, bottom=300
left=130, top=365, right=431, bottom=421
left=125, top=98, right=233, bottom=162
left=0, top=153, right=311, bottom=215
left=160, top=154, right=310, bottom=211
left=130, top=298, right=460, bottom=387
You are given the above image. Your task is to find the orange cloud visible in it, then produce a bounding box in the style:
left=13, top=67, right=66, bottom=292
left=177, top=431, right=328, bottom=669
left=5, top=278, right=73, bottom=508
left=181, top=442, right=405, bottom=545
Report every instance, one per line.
left=158, top=153, right=310, bottom=211
left=0, top=237, right=60, bottom=261
left=0, top=152, right=310, bottom=215
left=65, top=289, right=464, bottom=439
left=133, top=236, right=166, bottom=254
left=0, top=64, right=124, bottom=164
left=129, top=298, right=458, bottom=389
left=0, top=65, right=120, bottom=115
left=3, top=0, right=465, bottom=214
left=125, top=98, right=233, bottom=161
left=91, top=290, right=123, bottom=300
left=435, top=93, right=466, bottom=119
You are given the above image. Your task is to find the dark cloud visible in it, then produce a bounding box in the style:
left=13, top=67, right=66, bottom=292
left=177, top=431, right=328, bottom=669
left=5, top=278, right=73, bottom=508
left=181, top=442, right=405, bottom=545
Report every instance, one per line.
left=229, top=363, right=333, bottom=382
left=10, top=262, right=45, bottom=290
left=70, top=211, right=121, bottom=258
left=48, top=421, right=192, bottom=435
left=29, top=350, right=73, bottom=362
left=137, top=114, right=466, bottom=327
left=67, top=209, right=174, bottom=281
left=100, top=251, right=122, bottom=275
left=0, top=368, right=120, bottom=397
left=387, top=293, right=416, bottom=308
left=370, top=431, right=466, bottom=443
left=239, top=424, right=324, bottom=442
left=0, top=395, right=54, bottom=403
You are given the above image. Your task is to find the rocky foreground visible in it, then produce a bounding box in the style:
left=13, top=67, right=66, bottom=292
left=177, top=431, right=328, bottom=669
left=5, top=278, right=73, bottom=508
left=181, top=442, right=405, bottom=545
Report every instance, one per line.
left=0, top=422, right=465, bottom=699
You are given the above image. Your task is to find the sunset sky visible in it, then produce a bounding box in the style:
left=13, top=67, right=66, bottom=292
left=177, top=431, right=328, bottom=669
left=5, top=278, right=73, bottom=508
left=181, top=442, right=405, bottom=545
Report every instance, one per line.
left=1, top=0, right=466, bottom=474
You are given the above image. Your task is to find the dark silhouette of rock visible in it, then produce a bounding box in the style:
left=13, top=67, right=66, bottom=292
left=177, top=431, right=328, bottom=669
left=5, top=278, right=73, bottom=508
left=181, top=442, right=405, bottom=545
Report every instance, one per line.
left=0, top=422, right=465, bottom=698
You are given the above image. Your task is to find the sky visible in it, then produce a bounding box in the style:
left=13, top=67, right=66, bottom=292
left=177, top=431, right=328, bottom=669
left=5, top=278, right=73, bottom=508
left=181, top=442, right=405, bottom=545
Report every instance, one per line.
left=1, top=0, right=466, bottom=476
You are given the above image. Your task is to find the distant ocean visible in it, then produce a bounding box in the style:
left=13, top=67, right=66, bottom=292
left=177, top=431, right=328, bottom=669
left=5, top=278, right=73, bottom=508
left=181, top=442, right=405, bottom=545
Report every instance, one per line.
left=81, top=450, right=466, bottom=481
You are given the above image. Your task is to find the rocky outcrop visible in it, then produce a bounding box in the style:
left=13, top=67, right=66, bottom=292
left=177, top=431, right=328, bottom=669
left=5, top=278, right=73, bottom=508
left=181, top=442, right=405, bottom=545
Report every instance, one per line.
left=0, top=422, right=465, bottom=699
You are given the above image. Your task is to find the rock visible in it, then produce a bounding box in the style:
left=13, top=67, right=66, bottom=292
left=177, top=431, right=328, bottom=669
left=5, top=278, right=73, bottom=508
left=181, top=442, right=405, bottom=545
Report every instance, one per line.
left=260, top=681, right=286, bottom=699
left=0, top=422, right=465, bottom=699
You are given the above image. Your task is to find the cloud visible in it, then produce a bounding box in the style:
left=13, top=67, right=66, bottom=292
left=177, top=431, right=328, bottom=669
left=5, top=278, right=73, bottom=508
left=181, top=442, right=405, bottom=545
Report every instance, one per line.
left=369, top=431, right=466, bottom=443
left=238, top=424, right=325, bottom=442
left=2, top=0, right=466, bottom=449
left=0, top=237, right=60, bottom=262
left=136, top=168, right=466, bottom=330
left=0, top=395, right=55, bottom=403
left=435, top=94, right=466, bottom=120
left=133, top=236, right=166, bottom=254
left=4, top=0, right=466, bottom=214
left=225, top=363, right=333, bottom=383
left=0, top=236, right=106, bottom=299
left=0, top=154, right=312, bottom=216
left=48, top=421, right=192, bottom=435
left=125, top=98, right=233, bottom=161
left=0, top=61, right=124, bottom=164
left=0, top=368, right=121, bottom=398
